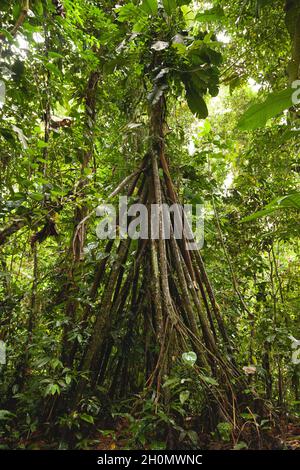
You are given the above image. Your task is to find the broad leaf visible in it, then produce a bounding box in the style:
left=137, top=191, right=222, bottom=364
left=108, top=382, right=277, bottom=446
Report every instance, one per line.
left=242, top=193, right=300, bottom=222
left=185, top=85, right=208, bottom=119
left=0, top=80, right=5, bottom=107
left=0, top=410, right=15, bottom=420
left=151, top=41, right=169, bottom=51
left=234, top=442, right=248, bottom=450
left=195, top=6, right=224, bottom=22
left=238, top=88, right=293, bottom=130
left=141, top=0, right=158, bottom=15
left=201, top=375, right=219, bottom=386
left=182, top=351, right=197, bottom=366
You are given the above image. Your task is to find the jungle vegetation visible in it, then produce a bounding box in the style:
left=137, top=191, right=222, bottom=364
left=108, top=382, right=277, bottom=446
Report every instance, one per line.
left=0, top=0, right=299, bottom=450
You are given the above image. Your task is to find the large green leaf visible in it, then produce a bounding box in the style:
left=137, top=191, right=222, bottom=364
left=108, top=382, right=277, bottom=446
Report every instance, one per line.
left=237, top=88, right=293, bottom=130
left=141, top=0, right=158, bottom=15
left=0, top=80, right=5, bottom=107
left=195, top=5, right=224, bottom=22
left=180, top=390, right=190, bottom=404
left=242, top=193, right=300, bottom=222
left=185, top=86, right=208, bottom=119
left=117, top=3, right=140, bottom=22
left=80, top=413, right=94, bottom=424
left=162, top=0, right=177, bottom=15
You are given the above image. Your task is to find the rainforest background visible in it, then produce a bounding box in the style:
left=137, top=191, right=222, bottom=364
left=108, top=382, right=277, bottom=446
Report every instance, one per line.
left=0, top=0, right=300, bottom=451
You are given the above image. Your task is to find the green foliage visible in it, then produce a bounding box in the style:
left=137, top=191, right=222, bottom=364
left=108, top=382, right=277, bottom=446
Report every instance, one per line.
left=195, top=5, right=225, bottom=23
left=216, top=422, right=232, bottom=442
left=185, top=85, right=208, bottom=118
left=182, top=351, right=197, bottom=366
left=238, top=89, right=294, bottom=130
left=0, top=0, right=299, bottom=452
left=0, top=410, right=15, bottom=420
left=141, top=0, right=158, bottom=16
left=112, top=360, right=217, bottom=449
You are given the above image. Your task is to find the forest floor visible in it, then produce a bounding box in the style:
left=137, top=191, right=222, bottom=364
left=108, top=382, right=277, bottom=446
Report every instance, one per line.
left=93, top=420, right=300, bottom=451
